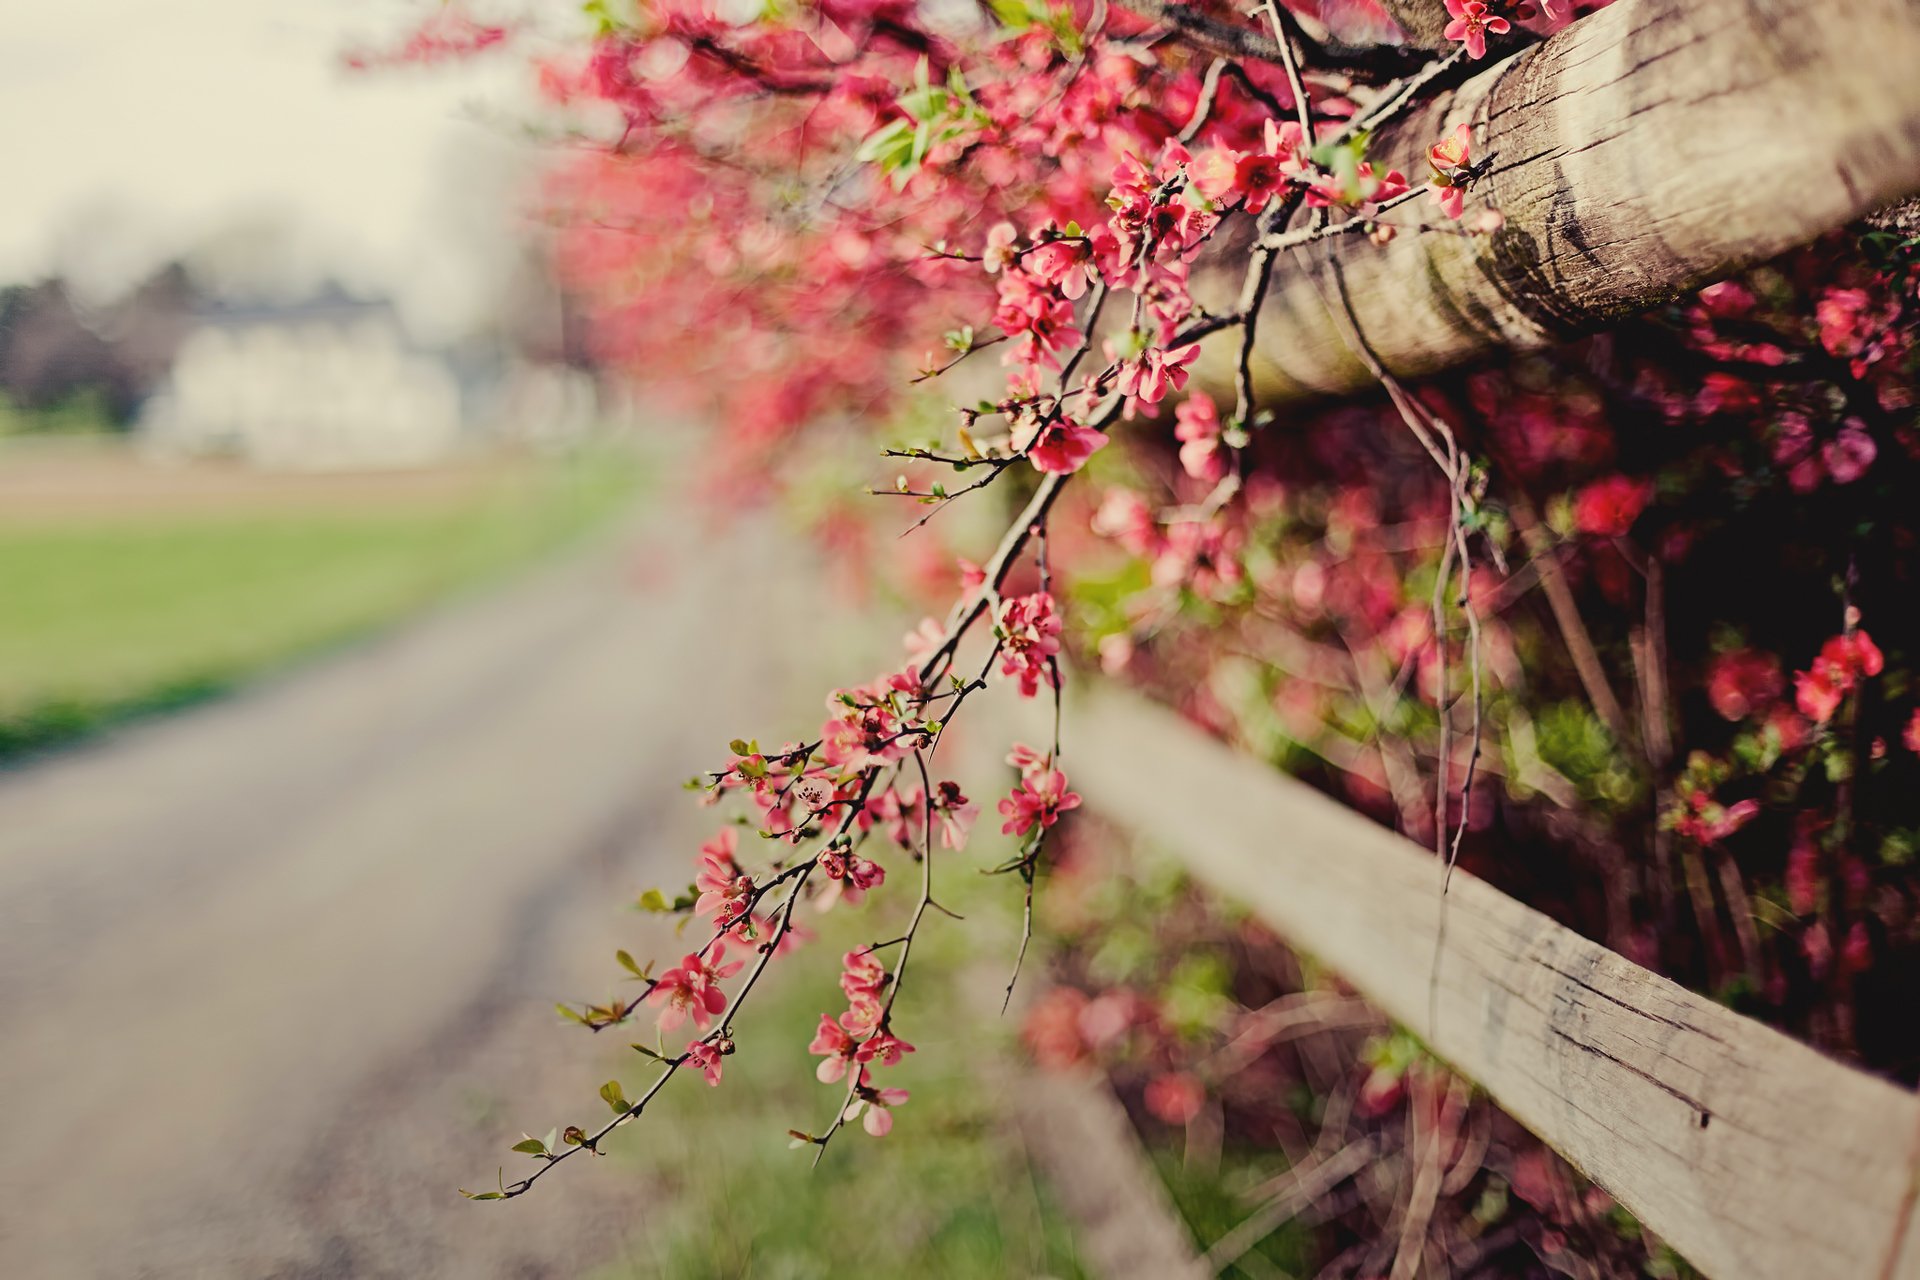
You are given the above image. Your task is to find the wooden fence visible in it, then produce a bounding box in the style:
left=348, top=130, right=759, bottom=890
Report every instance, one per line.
left=1062, top=687, right=1920, bottom=1280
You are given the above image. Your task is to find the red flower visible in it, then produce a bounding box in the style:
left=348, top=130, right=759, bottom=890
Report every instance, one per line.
left=1174, top=392, right=1225, bottom=481
left=647, top=943, right=745, bottom=1033
left=1793, top=629, right=1883, bottom=724
left=1019, top=414, right=1110, bottom=475
left=998, top=593, right=1064, bottom=698
left=1444, top=0, right=1510, bottom=59
left=693, top=828, right=753, bottom=926
left=1573, top=475, right=1652, bottom=538
left=1706, top=649, right=1783, bottom=722
left=685, top=1039, right=725, bottom=1087
left=1144, top=1072, right=1206, bottom=1125
left=1426, top=123, right=1472, bottom=220
left=998, top=768, right=1083, bottom=836
left=808, top=1013, right=859, bottom=1083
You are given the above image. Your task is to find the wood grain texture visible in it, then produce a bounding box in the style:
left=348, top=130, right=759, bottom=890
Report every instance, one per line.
left=1237, top=0, right=1920, bottom=400
left=1064, top=686, right=1920, bottom=1280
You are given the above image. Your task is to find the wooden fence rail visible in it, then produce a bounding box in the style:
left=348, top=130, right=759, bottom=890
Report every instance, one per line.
left=1062, top=686, right=1920, bottom=1280
left=1227, top=0, right=1920, bottom=403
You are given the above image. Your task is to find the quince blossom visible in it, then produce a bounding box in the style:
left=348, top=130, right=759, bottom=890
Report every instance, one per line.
left=1015, top=412, right=1111, bottom=475
left=693, top=828, right=754, bottom=927
left=648, top=943, right=744, bottom=1033
left=1794, top=630, right=1883, bottom=724
left=1426, top=124, right=1472, bottom=220
left=1111, top=341, right=1201, bottom=407
left=998, top=768, right=1083, bottom=837
left=845, top=1070, right=910, bottom=1136
left=1174, top=392, right=1226, bottom=482
left=685, top=1039, right=725, bottom=1087
left=1444, top=0, right=1511, bottom=59
left=998, top=592, right=1063, bottom=697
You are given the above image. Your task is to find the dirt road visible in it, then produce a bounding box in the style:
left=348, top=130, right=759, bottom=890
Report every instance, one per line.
left=0, top=504, right=837, bottom=1278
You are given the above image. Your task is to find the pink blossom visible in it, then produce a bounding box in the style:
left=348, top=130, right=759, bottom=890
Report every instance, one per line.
left=998, top=768, right=1083, bottom=836
left=1194, top=119, right=1304, bottom=214
left=845, top=1069, right=909, bottom=1136
left=1822, top=420, right=1876, bottom=484
left=1006, top=741, right=1050, bottom=776
left=1304, top=162, right=1408, bottom=211
left=1794, top=630, right=1883, bottom=723
left=1795, top=669, right=1845, bottom=724
left=982, top=221, right=1018, bottom=274
left=1904, top=709, right=1920, bottom=755
left=1706, top=649, right=1783, bottom=722
left=685, top=1039, right=725, bottom=1087
left=1025, top=234, right=1096, bottom=300
left=1426, top=123, right=1471, bottom=220
left=903, top=615, right=945, bottom=660
left=1573, top=475, right=1652, bottom=538
left=998, top=592, right=1063, bottom=698
left=840, top=948, right=887, bottom=998
left=1091, top=487, right=1159, bottom=556
left=809, top=1013, right=859, bottom=1082
left=817, top=846, right=885, bottom=908
left=933, top=779, right=980, bottom=851
left=693, top=828, right=754, bottom=926
left=1174, top=392, right=1225, bottom=481
left=1444, top=0, right=1510, bottom=58
left=1785, top=831, right=1821, bottom=915
left=860, top=785, right=923, bottom=848
left=1019, top=414, right=1111, bottom=474
left=1112, top=342, right=1201, bottom=406
left=647, top=942, right=744, bottom=1032
left=857, top=1029, right=916, bottom=1068
left=1144, top=1072, right=1206, bottom=1125
left=838, top=949, right=888, bottom=1033
left=1672, top=793, right=1759, bottom=846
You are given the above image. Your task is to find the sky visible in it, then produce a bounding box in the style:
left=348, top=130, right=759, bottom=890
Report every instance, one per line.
left=0, top=1, right=545, bottom=340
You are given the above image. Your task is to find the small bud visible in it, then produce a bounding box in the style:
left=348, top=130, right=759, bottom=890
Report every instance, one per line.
left=1369, top=222, right=1397, bottom=246
left=1471, top=207, right=1506, bottom=235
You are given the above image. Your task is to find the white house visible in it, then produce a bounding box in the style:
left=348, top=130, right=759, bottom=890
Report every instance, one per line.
left=138, top=291, right=469, bottom=471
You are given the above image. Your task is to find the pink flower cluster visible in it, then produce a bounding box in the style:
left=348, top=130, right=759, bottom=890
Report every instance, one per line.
left=1443, top=0, right=1511, bottom=59
left=998, top=744, right=1083, bottom=837
left=998, top=592, right=1063, bottom=698
left=648, top=942, right=745, bottom=1033
left=693, top=828, right=754, bottom=928
left=819, top=669, right=931, bottom=772
left=1794, top=629, right=1883, bottom=724
left=816, top=844, right=886, bottom=910
left=807, top=949, right=914, bottom=1135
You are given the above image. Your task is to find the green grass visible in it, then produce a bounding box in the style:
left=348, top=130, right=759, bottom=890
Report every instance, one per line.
left=0, top=447, right=642, bottom=760
left=583, top=883, right=1090, bottom=1280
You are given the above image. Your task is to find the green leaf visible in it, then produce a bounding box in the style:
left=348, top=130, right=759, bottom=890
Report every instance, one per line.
left=615, top=949, right=648, bottom=979
left=600, top=1079, right=631, bottom=1114
left=637, top=888, right=670, bottom=913
left=728, top=738, right=752, bottom=756
left=511, top=1137, right=550, bottom=1156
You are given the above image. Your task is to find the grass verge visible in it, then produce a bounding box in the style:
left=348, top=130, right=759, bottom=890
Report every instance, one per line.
left=581, top=876, right=1090, bottom=1279
left=0, top=443, right=642, bottom=760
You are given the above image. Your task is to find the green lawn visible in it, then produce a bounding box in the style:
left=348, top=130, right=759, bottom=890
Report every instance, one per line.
left=581, top=879, right=1090, bottom=1279
left=0, top=445, right=642, bottom=759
